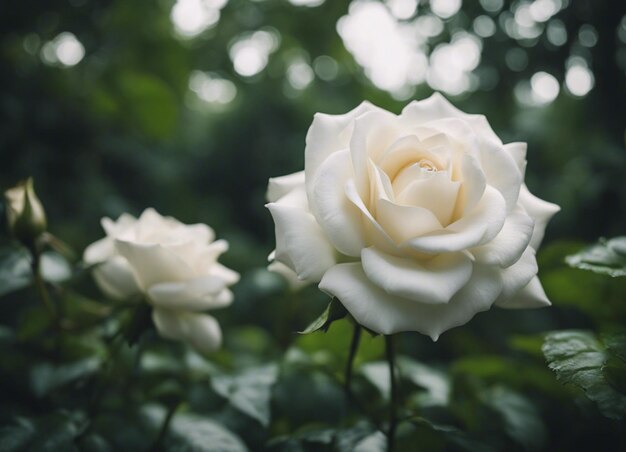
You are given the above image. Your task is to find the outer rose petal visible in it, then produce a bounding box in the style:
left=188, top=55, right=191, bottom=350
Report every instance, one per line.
left=308, top=149, right=366, bottom=256
left=305, top=101, right=380, bottom=199
left=115, top=239, right=192, bottom=289
left=498, top=276, right=551, bottom=309
left=518, top=184, right=560, bottom=249
left=92, top=256, right=140, bottom=300
left=319, top=262, right=503, bottom=340
left=349, top=110, right=400, bottom=199
left=268, top=260, right=309, bottom=291
left=266, top=188, right=336, bottom=282
left=361, top=247, right=472, bottom=304
left=152, top=308, right=222, bottom=354
left=83, top=237, right=115, bottom=264
left=266, top=171, right=305, bottom=203
left=471, top=209, right=534, bottom=268
left=400, top=93, right=503, bottom=146
left=503, top=142, right=527, bottom=177
left=494, top=247, right=538, bottom=305
left=147, top=275, right=231, bottom=311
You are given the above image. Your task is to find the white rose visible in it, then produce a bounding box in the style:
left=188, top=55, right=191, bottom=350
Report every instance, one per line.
left=267, top=93, right=560, bottom=340
left=84, top=208, right=239, bottom=353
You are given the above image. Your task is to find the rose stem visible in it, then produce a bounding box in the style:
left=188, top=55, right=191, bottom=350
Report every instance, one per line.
left=30, top=249, right=57, bottom=321
left=385, top=334, right=398, bottom=452
left=150, top=401, right=180, bottom=451
left=345, top=323, right=362, bottom=395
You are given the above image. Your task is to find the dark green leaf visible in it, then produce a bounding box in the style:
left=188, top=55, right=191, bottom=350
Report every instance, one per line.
left=398, top=356, right=451, bottom=407
left=409, top=417, right=496, bottom=452
left=542, top=330, right=626, bottom=419
left=30, top=357, right=101, bottom=397
left=479, top=386, right=547, bottom=450
left=299, top=298, right=347, bottom=334
left=603, top=332, right=626, bottom=362
left=166, top=412, right=248, bottom=452
left=565, top=236, right=626, bottom=277
left=211, top=364, right=278, bottom=427
left=0, top=413, right=80, bottom=452
left=602, top=357, right=626, bottom=394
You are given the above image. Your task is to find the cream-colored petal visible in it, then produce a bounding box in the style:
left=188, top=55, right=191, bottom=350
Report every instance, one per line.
left=498, top=276, right=551, bottom=309
left=349, top=109, right=400, bottom=199
left=308, top=149, right=366, bottom=256
left=266, top=171, right=305, bottom=203
left=319, top=262, right=502, bottom=340
left=479, top=140, right=523, bottom=213
left=152, top=309, right=222, bottom=354
left=147, top=275, right=229, bottom=311
left=503, top=142, right=527, bottom=177
left=92, top=256, right=141, bottom=300
left=266, top=200, right=336, bottom=282
left=395, top=171, right=460, bottom=226
left=83, top=237, right=115, bottom=264
left=518, top=184, right=560, bottom=249
left=403, top=185, right=506, bottom=253
left=471, top=209, right=534, bottom=268
left=305, top=101, right=380, bottom=198
left=375, top=198, right=443, bottom=243
left=268, top=261, right=309, bottom=291
left=345, top=180, right=399, bottom=254
left=457, top=153, right=486, bottom=216
left=493, top=247, right=538, bottom=306
left=115, top=240, right=193, bottom=289
left=361, top=247, right=472, bottom=304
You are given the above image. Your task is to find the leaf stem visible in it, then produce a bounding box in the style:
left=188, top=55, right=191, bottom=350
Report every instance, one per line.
left=385, top=334, right=398, bottom=452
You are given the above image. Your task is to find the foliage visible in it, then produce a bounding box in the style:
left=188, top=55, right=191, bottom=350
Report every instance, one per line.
left=566, top=237, right=626, bottom=277
left=1, top=0, right=625, bottom=450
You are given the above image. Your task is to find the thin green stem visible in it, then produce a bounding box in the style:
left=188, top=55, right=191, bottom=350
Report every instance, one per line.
left=30, top=251, right=56, bottom=319
left=150, top=401, right=180, bottom=451
left=385, top=335, right=398, bottom=452
left=345, top=323, right=362, bottom=394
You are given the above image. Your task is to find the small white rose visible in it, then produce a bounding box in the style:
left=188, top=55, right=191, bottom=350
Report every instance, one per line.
left=84, top=208, right=239, bottom=353
left=267, top=93, right=560, bottom=340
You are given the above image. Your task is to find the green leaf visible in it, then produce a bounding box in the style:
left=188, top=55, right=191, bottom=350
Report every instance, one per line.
left=565, top=236, right=626, bottom=277
left=211, top=364, right=278, bottom=427
left=0, top=248, right=71, bottom=297
left=0, top=248, right=33, bottom=296
left=165, top=413, right=248, bottom=452
left=409, top=418, right=496, bottom=452
left=479, top=386, right=547, bottom=450
left=299, top=298, right=347, bottom=334
left=542, top=330, right=626, bottom=419
left=30, top=357, right=101, bottom=397
left=398, top=356, right=451, bottom=407
left=603, top=332, right=626, bottom=362
left=0, top=413, right=80, bottom=452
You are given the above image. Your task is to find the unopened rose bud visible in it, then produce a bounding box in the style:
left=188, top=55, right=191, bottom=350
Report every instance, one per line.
left=4, top=178, right=47, bottom=248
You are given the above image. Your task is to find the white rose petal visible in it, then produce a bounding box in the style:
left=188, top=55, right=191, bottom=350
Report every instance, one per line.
left=83, top=208, right=238, bottom=354
left=267, top=92, right=559, bottom=339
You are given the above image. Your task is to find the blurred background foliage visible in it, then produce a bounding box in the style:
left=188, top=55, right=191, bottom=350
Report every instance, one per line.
left=1, top=0, right=626, bottom=450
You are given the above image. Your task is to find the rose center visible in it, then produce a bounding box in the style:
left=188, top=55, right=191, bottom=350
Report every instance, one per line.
left=418, top=158, right=437, bottom=172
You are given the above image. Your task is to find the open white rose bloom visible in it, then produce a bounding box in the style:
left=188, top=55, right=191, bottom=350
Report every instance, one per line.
left=84, top=208, right=239, bottom=353
left=267, top=93, right=560, bottom=340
